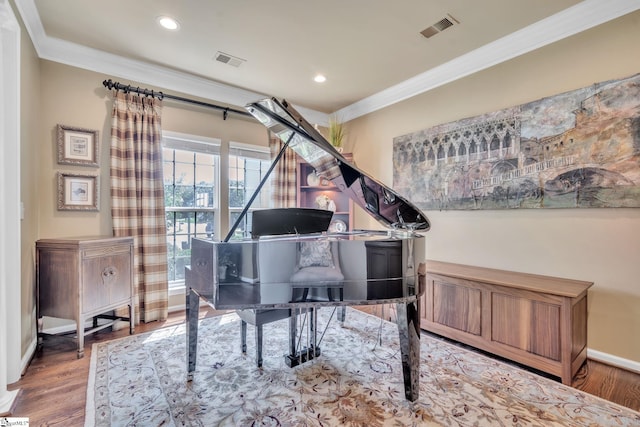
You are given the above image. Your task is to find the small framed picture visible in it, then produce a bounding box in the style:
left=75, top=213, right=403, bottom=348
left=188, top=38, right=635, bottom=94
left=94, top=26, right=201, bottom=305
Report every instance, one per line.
left=56, top=124, right=99, bottom=167
left=57, top=172, right=99, bottom=211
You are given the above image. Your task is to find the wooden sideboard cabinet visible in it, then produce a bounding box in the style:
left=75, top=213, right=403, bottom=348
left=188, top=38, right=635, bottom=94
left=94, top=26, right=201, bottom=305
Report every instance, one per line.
left=421, top=260, right=593, bottom=384
left=36, top=236, right=135, bottom=358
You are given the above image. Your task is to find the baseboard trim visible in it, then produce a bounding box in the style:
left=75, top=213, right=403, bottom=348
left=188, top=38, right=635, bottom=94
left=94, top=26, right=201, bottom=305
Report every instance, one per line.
left=587, top=348, right=640, bottom=374
left=168, top=298, right=207, bottom=314
left=0, top=389, right=19, bottom=416
left=20, top=338, right=38, bottom=376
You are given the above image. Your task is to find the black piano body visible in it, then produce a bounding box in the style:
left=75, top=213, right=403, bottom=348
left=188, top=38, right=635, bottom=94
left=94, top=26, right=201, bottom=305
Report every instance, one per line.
left=185, top=98, right=430, bottom=402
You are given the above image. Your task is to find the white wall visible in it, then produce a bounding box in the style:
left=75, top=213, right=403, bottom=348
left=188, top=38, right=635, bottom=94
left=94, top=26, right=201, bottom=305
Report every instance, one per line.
left=1, top=0, right=22, bottom=410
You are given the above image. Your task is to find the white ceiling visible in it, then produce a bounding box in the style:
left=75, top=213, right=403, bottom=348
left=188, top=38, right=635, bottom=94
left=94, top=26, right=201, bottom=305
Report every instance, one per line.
left=15, top=0, right=640, bottom=124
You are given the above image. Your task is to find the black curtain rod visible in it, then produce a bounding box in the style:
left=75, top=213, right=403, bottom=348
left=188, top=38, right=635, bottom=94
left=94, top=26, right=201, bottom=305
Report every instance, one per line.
left=102, top=79, right=252, bottom=120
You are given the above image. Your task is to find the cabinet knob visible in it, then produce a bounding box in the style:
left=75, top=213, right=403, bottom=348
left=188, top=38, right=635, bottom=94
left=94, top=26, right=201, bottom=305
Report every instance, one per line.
left=101, top=266, right=118, bottom=284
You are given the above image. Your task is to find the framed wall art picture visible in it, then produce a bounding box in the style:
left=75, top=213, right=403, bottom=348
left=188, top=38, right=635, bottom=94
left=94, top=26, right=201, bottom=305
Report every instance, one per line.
left=56, top=124, right=99, bottom=167
left=57, top=172, right=99, bottom=211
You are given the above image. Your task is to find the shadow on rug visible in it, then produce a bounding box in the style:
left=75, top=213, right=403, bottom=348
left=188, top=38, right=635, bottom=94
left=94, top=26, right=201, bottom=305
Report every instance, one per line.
left=85, top=308, right=639, bottom=426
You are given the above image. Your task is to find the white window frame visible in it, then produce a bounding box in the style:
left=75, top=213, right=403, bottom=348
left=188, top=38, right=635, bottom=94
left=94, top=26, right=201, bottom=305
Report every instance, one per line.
left=162, top=131, right=221, bottom=290
left=162, top=132, right=273, bottom=292
left=228, top=141, right=272, bottom=239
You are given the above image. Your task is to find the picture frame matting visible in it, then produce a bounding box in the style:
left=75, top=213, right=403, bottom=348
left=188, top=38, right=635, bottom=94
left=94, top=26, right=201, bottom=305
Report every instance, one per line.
left=56, top=124, right=99, bottom=167
left=57, top=171, right=99, bottom=211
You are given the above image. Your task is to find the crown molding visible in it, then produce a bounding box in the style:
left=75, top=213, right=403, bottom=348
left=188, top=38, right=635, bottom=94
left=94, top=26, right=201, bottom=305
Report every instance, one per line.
left=15, top=0, right=640, bottom=126
left=13, top=0, right=329, bottom=125
left=336, top=0, right=640, bottom=122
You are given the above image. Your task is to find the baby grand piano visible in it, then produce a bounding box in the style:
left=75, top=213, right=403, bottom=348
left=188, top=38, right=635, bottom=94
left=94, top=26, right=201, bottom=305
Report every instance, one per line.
left=185, top=98, right=430, bottom=401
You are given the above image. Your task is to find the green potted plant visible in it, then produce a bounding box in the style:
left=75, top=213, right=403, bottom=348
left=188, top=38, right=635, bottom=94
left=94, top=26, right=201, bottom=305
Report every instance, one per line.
left=328, top=115, right=345, bottom=152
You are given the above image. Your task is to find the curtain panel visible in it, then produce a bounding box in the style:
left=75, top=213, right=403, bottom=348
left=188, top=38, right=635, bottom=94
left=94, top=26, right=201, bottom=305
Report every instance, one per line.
left=110, top=91, right=168, bottom=322
left=269, top=132, right=297, bottom=208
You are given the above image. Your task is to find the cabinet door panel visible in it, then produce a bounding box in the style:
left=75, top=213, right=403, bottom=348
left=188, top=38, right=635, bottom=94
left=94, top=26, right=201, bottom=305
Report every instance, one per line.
left=82, top=253, right=131, bottom=311
left=492, top=293, right=560, bottom=360
left=433, top=281, right=481, bottom=335
left=530, top=301, right=561, bottom=360
left=491, top=293, right=528, bottom=350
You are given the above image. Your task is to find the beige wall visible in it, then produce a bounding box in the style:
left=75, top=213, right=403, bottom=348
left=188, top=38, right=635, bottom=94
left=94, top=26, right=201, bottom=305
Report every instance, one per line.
left=37, top=61, right=267, bottom=239
left=347, top=11, right=640, bottom=362
left=20, top=60, right=268, bottom=356
left=16, top=6, right=640, bottom=367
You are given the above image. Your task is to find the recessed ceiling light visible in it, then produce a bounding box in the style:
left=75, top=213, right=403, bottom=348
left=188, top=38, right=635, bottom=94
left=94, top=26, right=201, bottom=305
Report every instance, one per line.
left=314, top=74, right=327, bottom=83
left=157, top=16, right=180, bottom=31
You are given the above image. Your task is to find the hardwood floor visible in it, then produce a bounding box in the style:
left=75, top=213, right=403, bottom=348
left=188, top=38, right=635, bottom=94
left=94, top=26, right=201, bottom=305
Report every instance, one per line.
left=572, top=359, right=640, bottom=412
left=6, top=307, right=640, bottom=425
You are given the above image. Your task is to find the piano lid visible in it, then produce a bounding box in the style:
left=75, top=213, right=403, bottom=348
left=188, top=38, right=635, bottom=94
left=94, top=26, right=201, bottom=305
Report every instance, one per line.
left=245, top=98, right=430, bottom=232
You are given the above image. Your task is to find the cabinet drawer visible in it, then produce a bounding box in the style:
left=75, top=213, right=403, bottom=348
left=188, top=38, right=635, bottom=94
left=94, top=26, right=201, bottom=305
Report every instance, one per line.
left=83, top=243, right=131, bottom=259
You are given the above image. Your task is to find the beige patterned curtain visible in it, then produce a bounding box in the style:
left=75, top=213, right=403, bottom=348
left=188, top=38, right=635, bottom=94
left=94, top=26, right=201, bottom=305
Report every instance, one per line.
left=110, top=91, right=168, bottom=323
left=269, top=131, right=297, bottom=208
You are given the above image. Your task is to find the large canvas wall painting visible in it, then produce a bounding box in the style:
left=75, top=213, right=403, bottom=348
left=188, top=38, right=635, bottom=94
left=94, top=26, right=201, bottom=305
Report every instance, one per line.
left=392, top=73, right=640, bottom=209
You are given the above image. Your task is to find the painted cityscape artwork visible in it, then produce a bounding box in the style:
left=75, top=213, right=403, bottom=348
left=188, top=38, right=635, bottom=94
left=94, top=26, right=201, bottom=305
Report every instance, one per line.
left=392, top=73, right=640, bottom=209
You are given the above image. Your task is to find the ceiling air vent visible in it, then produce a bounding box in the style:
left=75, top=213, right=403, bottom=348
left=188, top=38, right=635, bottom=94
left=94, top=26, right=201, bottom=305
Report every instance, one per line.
left=420, top=14, right=459, bottom=39
left=214, top=51, right=245, bottom=67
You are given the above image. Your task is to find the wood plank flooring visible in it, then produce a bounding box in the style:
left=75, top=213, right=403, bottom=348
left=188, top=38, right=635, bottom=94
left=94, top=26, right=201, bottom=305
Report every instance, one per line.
left=6, top=306, right=640, bottom=425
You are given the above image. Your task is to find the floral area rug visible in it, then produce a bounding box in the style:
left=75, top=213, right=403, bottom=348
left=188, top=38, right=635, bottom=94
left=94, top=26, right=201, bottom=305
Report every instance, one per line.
left=85, top=307, right=640, bottom=426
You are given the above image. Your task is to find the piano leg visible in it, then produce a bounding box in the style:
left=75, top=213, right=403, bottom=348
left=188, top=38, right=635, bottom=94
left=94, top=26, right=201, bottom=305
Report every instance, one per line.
left=338, top=306, right=346, bottom=323
left=309, top=308, right=318, bottom=360
left=288, top=309, right=297, bottom=358
left=396, top=300, right=420, bottom=402
left=186, top=287, right=200, bottom=381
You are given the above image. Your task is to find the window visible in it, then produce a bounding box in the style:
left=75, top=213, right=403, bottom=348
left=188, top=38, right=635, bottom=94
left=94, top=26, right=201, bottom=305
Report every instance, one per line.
left=162, top=133, right=272, bottom=288
left=163, top=132, right=220, bottom=284
left=228, top=142, right=273, bottom=239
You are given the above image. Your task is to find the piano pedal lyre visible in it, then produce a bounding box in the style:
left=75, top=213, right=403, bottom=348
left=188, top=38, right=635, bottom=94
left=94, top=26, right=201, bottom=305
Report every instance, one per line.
left=285, top=306, right=321, bottom=367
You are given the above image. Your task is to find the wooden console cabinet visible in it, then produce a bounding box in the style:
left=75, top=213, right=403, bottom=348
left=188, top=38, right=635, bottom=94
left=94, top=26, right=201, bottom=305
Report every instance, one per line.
left=421, top=260, right=593, bottom=384
left=36, top=236, right=135, bottom=358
